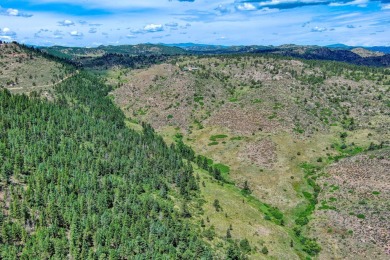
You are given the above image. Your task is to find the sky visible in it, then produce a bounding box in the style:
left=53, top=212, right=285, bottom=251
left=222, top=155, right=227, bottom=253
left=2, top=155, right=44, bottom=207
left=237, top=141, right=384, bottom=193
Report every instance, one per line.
left=0, top=0, right=389, bottom=47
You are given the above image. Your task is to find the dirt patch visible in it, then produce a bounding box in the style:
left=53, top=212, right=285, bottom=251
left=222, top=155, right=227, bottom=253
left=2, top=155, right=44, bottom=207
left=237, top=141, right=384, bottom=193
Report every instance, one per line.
left=205, top=103, right=284, bottom=135
left=240, top=138, right=278, bottom=169
left=310, top=150, right=390, bottom=259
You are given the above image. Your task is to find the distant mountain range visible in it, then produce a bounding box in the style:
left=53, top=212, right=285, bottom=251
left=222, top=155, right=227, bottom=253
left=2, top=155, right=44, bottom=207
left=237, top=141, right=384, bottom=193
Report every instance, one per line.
left=164, top=43, right=390, bottom=66
left=39, top=44, right=187, bottom=59
left=39, top=43, right=390, bottom=67
left=326, top=44, right=390, bottom=54
left=164, top=42, right=390, bottom=54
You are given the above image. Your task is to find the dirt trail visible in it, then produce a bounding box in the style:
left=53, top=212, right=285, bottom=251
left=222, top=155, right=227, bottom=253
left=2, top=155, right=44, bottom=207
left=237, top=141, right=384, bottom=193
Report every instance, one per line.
left=6, top=70, right=79, bottom=92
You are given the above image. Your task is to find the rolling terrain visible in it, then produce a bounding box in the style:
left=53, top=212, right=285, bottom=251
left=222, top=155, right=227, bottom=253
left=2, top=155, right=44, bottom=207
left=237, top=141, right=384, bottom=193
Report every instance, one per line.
left=40, top=43, right=390, bottom=68
left=40, top=44, right=187, bottom=60
left=109, top=54, right=390, bottom=259
left=1, top=42, right=389, bottom=259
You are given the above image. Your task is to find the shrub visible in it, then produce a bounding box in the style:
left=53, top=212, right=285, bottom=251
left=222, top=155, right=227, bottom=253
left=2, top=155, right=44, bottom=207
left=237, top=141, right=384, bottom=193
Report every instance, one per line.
left=295, top=216, right=309, bottom=226
left=356, top=214, right=365, bottom=219
left=240, top=239, right=251, bottom=253
left=209, top=134, right=228, bottom=141
left=302, top=238, right=321, bottom=256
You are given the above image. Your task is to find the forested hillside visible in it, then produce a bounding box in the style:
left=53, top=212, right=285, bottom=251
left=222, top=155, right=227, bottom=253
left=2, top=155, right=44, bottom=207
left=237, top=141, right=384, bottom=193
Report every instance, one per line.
left=0, top=70, right=217, bottom=258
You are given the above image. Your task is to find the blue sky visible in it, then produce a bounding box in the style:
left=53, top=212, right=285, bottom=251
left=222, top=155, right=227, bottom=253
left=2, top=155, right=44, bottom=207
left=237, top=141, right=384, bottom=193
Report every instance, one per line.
left=0, top=0, right=389, bottom=47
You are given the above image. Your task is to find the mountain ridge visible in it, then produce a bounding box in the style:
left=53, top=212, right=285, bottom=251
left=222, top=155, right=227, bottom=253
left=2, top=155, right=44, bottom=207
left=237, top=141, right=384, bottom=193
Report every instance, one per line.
left=37, top=42, right=390, bottom=67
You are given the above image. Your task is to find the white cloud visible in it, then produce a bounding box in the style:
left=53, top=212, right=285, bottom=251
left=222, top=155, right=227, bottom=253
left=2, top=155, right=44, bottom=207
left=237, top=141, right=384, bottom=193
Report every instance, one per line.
left=58, top=20, right=75, bottom=26
left=0, top=27, right=17, bottom=40
left=7, top=8, right=19, bottom=16
left=126, top=34, right=136, bottom=38
left=311, top=26, right=327, bottom=32
left=69, top=31, right=83, bottom=37
left=143, top=24, right=164, bottom=32
left=1, top=27, right=16, bottom=36
left=382, top=4, right=390, bottom=10
left=0, top=6, right=32, bottom=17
left=236, top=3, right=257, bottom=11
left=329, top=0, right=368, bottom=7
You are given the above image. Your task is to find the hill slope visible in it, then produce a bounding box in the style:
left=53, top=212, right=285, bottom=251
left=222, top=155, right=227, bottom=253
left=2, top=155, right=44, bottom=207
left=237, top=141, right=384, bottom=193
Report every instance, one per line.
left=0, top=42, right=74, bottom=94
left=110, top=54, right=390, bottom=259
left=0, top=45, right=216, bottom=259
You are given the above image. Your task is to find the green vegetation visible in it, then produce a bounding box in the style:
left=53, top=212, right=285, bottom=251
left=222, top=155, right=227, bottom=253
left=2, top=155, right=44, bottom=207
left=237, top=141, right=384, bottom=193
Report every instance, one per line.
left=356, top=214, right=366, bottom=219
left=4, top=42, right=390, bottom=259
left=209, top=134, right=228, bottom=141
left=213, top=163, right=230, bottom=175
left=252, top=98, right=262, bottom=104
left=0, top=72, right=213, bottom=258
left=268, top=112, right=277, bottom=120
left=293, top=124, right=305, bottom=134
left=194, top=96, right=204, bottom=103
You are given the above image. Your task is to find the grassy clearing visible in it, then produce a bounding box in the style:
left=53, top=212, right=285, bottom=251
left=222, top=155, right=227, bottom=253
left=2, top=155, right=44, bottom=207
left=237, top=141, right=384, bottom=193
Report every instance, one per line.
left=194, top=166, right=302, bottom=259
left=213, top=163, right=230, bottom=174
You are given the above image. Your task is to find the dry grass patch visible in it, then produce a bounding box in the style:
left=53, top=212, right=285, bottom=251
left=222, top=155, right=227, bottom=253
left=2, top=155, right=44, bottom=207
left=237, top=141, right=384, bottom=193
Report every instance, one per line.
left=309, top=149, right=390, bottom=259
